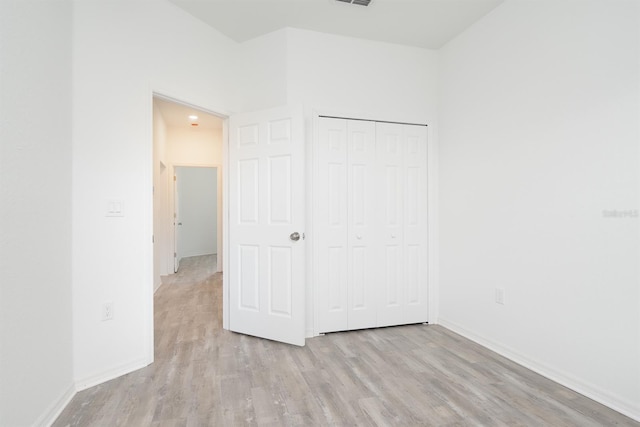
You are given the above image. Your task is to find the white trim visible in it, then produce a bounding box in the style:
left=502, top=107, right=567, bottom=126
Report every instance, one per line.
left=145, top=90, right=155, bottom=376
left=426, top=123, right=439, bottom=323
left=310, top=112, right=321, bottom=337
left=216, top=165, right=223, bottom=273
left=151, top=91, right=230, bottom=120
left=74, top=357, right=151, bottom=392
left=305, top=109, right=318, bottom=338
left=35, top=383, right=76, bottom=427
left=439, top=318, right=640, bottom=423
left=222, top=118, right=230, bottom=330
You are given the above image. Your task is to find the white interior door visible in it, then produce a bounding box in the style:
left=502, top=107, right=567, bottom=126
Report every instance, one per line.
left=229, top=106, right=305, bottom=346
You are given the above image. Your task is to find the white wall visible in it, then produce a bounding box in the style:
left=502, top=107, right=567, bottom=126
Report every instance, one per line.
left=438, top=0, right=639, bottom=419
left=167, top=126, right=223, bottom=166
left=0, top=1, right=75, bottom=425
left=286, top=28, right=438, bottom=123
left=72, top=0, right=235, bottom=389
left=176, top=167, right=218, bottom=259
left=234, top=29, right=288, bottom=112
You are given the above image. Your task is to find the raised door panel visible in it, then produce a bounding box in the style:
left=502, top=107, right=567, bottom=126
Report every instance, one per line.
left=268, top=155, right=292, bottom=225
left=239, top=245, right=260, bottom=311
left=238, top=159, right=259, bottom=224
left=268, top=246, right=293, bottom=317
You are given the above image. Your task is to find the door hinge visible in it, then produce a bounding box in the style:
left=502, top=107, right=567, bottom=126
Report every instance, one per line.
left=152, top=235, right=154, bottom=243
left=174, top=252, right=177, bottom=257
left=174, top=175, right=176, bottom=181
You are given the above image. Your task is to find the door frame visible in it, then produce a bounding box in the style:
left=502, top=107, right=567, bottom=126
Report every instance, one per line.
left=310, top=108, right=439, bottom=337
left=150, top=91, right=230, bottom=364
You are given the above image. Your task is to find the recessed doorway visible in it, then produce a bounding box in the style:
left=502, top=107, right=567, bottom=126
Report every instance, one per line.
left=152, top=95, right=224, bottom=293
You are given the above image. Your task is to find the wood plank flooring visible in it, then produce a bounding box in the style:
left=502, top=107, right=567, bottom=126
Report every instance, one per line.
left=53, top=255, right=639, bottom=426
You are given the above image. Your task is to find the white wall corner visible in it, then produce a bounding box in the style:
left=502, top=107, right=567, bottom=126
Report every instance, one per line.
left=33, top=383, right=76, bottom=427
left=74, top=358, right=152, bottom=392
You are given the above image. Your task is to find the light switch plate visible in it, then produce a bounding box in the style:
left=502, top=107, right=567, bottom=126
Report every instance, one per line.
left=106, top=200, right=124, bottom=217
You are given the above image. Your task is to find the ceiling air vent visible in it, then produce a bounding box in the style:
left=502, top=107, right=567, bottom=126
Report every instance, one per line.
left=336, top=0, right=371, bottom=6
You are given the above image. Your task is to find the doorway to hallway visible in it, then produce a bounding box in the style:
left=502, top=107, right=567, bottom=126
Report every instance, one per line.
left=152, top=95, right=224, bottom=291
left=174, top=166, right=218, bottom=272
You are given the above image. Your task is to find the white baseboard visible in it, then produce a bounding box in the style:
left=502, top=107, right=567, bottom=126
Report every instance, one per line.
left=438, top=318, right=640, bottom=423
left=75, top=357, right=152, bottom=391
left=35, top=382, right=76, bottom=427
left=35, top=357, right=153, bottom=426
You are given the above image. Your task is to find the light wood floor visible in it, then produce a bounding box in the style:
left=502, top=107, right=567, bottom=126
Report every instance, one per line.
left=54, top=255, right=638, bottom=426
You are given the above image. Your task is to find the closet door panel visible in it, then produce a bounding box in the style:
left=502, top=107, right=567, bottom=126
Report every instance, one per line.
left=376, top=123, right=406, bottom=327
left=347, top=120, right=377, bottom=330
left=317, top=118, right=349, bottom=333
left=403, top=126, right=429, bottom=323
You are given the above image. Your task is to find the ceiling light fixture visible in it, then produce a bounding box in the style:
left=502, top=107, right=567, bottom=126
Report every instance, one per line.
left=336, top=0, right=371, bottom=6
left=188, top=115, right=198, bottom=121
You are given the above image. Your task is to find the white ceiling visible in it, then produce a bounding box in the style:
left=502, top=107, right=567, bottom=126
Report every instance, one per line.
left=168, top=0, right=505, bottom=49
left=154, top=97, right=223, bottom=130
left=156, top=0, right=505, bottom=126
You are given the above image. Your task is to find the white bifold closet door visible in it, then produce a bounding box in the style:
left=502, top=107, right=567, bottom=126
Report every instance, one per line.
left=316, top=117, right=428, bottom=334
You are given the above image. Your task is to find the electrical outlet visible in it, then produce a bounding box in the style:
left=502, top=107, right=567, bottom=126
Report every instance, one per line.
left=495, top=288, right=505, bottom=305
left=102, top=302, right=114, bottom=321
